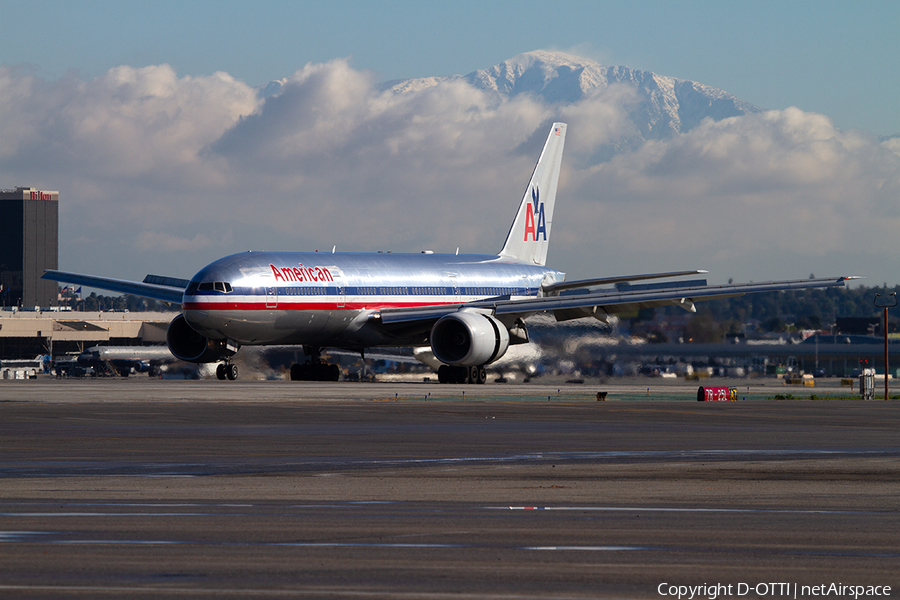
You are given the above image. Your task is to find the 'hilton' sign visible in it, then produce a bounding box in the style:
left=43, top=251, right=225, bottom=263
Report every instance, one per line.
left=29, top=190, right=54, bottom=201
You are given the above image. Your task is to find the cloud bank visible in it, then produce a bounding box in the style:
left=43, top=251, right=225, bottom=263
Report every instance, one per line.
left=1, top=57, right=897, bottom=285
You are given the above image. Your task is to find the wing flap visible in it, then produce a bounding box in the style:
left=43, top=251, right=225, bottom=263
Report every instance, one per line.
left=542, top=270, right=707, bottom=294
left=378, top=303, right=466, bottom=325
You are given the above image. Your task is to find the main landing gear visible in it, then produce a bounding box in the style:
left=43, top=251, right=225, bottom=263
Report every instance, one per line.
left=437, top=365, right=487, bottom=384
left=216, top=362, right=238, bottom=381
left=290, top=346, right=341, bottom=382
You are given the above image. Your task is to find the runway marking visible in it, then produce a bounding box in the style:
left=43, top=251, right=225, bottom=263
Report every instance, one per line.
left=0, top=531, right=50, bottom=542
left=0, top=501, right=254, bottom=507
left=504, top=506, right=877, bottom=514
left=3, top=534, right=897, bottom=559
left=4, top=447, right=894, bottom=478
left=0, top=494, right=890, bottom=516
left=0, top=512, right=216, bottom=517
left=0, top=501, right=883, bottom=518
left=525, top=546, right=646, bottom=551
left=0, top=533, right=643, bottom=552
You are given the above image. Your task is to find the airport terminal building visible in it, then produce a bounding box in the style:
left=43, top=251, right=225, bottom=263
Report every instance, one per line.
left=0, top=186, right=59, bottom=308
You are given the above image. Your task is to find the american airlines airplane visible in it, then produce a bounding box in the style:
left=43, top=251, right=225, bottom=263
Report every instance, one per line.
left=44, top=123, right=854, bottom=383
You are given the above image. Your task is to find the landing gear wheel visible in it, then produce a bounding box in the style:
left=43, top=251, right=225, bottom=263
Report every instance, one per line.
left=328, top=363, right=341, bottom=381
left=216, top=363, right=226, bottom=380
left=289, top=361, right=340, bottom=381
left=438, top=365, right=488, bottom=384
left=226, top=363, right=238, bottom=380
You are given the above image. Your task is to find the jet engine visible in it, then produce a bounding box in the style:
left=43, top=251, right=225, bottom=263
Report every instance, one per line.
left=166, top=314, right=235, bottom=363
left=430, top=312, right=510, bottom=366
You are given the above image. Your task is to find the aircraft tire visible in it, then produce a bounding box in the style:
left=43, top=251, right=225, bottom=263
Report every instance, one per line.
left=290, top=362, right=339, bottom=382
left=475, top=366, right=487, bottom=384
left=440, top=366, right=474, bottom=384
left=216, top=363, right=226, bottom=380
left=226, top=363, right=238, bottom=380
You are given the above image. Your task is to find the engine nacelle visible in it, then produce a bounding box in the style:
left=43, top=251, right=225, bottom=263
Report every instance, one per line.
left=166, top=314, right=235, bottom=363
left=430, top=312, right=510, bottom=366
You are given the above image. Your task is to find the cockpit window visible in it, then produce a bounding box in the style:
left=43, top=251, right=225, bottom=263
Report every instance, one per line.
left=195, top=281, right=233, bottom=293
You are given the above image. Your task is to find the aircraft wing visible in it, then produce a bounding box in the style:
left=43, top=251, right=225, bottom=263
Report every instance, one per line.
left=42, top=270, right=186, bottom=305
left=379, top=276, right=858, bottom=326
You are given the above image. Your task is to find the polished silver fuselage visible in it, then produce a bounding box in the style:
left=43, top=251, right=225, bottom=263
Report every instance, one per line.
left=182, top=251, right=564, bottom=349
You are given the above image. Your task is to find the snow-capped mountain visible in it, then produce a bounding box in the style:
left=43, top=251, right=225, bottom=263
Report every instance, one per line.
left=383, top=51, right=759, bottom=143
left=261, top=51, right=761, bottom=159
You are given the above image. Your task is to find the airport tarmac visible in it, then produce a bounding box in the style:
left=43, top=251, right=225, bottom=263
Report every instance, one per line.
left=0, top=379, right=897, bottom=598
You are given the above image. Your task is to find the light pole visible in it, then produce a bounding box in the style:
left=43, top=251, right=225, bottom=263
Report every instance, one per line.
left=874, top=292, right=897, bottom=401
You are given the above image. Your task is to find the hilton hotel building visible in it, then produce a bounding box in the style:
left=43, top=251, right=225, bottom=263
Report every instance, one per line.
left=0, top=187, right=59, bottom=308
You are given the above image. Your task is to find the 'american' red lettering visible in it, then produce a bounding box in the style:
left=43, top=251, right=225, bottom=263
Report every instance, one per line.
left=269, top=263, right=333, bottom=283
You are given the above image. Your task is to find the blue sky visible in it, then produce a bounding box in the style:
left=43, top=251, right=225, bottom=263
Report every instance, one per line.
left=4, top=0, right=899, bottom=135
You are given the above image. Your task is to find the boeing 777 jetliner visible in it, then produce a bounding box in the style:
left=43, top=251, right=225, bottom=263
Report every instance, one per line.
left=44, top=123, right=855, bottom=382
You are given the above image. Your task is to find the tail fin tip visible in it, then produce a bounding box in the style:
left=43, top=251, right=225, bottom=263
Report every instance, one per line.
left=499, top=122, right=567, bottom=266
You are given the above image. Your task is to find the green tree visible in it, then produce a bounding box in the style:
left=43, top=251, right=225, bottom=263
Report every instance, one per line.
left=684, top=313, right=724, bottom=342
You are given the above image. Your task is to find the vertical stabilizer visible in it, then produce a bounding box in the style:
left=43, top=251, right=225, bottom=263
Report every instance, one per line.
left=499, top=122, right=567, bottom=266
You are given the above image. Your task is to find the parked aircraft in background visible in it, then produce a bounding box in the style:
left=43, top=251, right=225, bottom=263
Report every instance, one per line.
left=44, top=123, right=855, bottom=382
left=76, top=345, right=177, bottom=377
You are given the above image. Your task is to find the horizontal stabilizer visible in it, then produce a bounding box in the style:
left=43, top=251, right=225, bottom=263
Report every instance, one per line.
left=143, top=274, right=191, bottom=289
left=42, top=270, right=185, bottom=305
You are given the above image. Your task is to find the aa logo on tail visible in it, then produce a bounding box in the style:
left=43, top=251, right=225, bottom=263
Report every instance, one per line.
left=523, top=185, right=547, bottom=242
